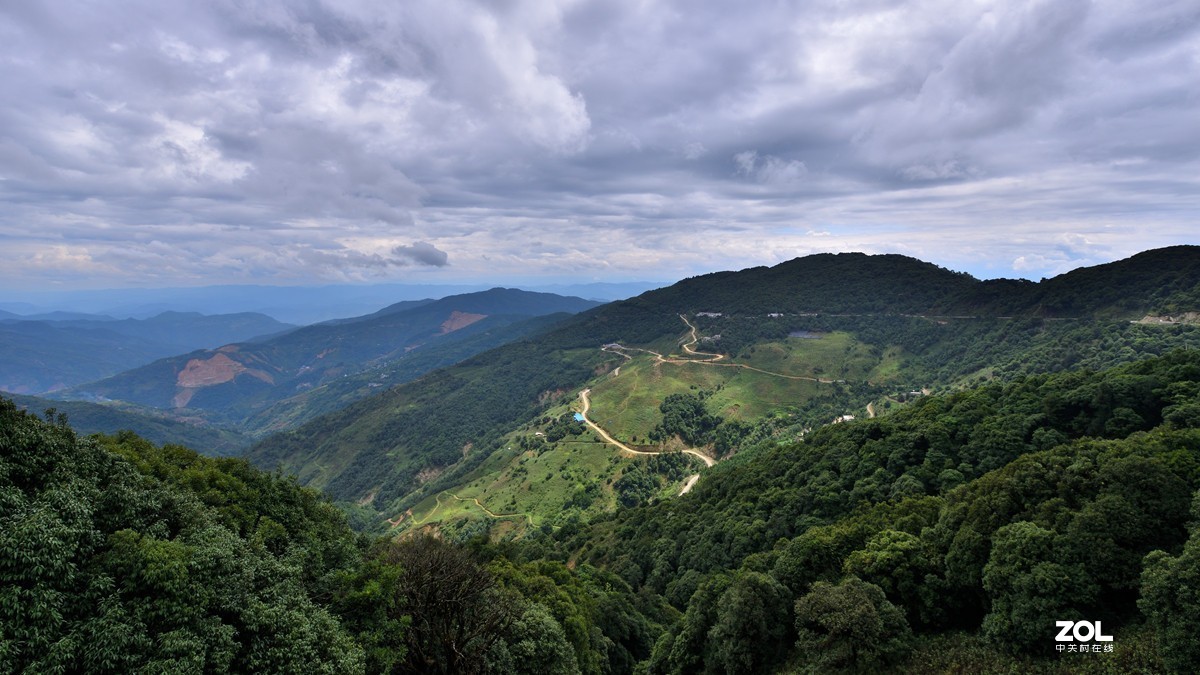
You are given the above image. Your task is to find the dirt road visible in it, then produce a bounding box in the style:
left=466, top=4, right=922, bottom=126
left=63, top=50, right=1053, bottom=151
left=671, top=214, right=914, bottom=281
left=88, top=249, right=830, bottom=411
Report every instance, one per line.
left=579, top=388, right=715, bottom=467
left=603, top=315, right=837, bottom=383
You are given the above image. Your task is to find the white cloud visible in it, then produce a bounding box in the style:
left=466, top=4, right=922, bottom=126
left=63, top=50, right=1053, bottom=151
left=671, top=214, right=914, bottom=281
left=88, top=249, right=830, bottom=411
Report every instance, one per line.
left=0, top=0, right=1197, bottom=288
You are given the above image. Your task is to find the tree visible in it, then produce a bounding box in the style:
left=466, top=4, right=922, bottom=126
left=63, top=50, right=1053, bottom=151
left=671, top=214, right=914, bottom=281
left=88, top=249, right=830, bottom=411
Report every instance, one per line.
left=1140, top=491, right=1200, bottom=673
left=842, top=530, right=933, bottom=625
left=707, top=572, right=792, bottom=674
left=981, top=521, right=1096, bottom=653
left=793, top=576, right=911, bottom=673
left=487, top=602, right=580, bottom=675
left=383, top=536, right=519, bottom=675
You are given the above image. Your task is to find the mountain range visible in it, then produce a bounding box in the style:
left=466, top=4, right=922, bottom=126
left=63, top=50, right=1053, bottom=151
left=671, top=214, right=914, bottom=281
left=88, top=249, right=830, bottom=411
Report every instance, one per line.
left=6, top=245, right=1200, bottom=674
left=63, top=288, right=601, bottom=430
left=0, top=310, right=294, bottom=394
left=244, top=246, right=1200, bottom=524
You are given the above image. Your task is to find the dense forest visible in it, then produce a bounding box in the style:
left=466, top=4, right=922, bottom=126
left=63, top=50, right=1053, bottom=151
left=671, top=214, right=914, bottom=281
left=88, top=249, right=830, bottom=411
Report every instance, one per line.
left=6, top=349, right=1200, bottom=672
left=0, top=398, right=669, bottom=674
left=551, top=350, right=1200, bottom=673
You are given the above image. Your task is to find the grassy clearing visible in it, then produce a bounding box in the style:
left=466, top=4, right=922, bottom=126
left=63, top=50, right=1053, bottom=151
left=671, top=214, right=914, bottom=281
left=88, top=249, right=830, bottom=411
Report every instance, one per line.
left=587, top=355, right=733, bottom=442
left=707, top=369, right=825, bottom=421
left=737, top=332, right=880, bottom=380
left=407, top=433, right=637, bottom=531
left=585, top=343, right=840, bottom=441
left=866, top=345, right=909, bottom=383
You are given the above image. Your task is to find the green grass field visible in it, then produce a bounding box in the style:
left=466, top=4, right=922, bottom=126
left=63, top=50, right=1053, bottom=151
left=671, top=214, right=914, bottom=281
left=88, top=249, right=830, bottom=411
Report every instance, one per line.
left=736, top=331, right=881, bottom=380
left=406, top=425, right=634, bottom=530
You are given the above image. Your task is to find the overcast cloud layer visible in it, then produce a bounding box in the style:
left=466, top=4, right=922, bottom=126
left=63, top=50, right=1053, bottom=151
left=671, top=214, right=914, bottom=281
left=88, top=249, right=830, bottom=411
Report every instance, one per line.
left=1, top=0, right=1197, bottom=289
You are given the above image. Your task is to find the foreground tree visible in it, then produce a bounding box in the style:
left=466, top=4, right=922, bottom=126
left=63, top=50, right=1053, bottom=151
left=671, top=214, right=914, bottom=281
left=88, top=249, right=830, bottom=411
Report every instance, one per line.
left=383, top=536, right=519, bottom=674
left=793, top=576, right=911, bottom=673
left=1140, top=491, right=1200, bottom=673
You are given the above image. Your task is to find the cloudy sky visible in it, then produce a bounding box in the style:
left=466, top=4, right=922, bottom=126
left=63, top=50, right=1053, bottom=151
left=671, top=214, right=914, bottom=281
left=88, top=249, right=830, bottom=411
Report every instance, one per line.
left=1, top=0, right=1197, bottom=290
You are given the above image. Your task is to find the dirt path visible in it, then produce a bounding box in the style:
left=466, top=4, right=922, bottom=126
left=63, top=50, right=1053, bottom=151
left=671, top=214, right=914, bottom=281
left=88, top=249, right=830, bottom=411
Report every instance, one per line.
left=400, top=490, right=534, bottom=528
left=408, top=493, right=446, bottom=525
left=678, top=314, right=725, bottom=362
left=603, top=316, right=837, bottom=383
left=866, top=401, right=876, bottom=419
left=579, top=387, right=712, bottom=497
left=449, top=494, right=533, bottom=524
left=580, top=388, right=715, bottom=467
left=586, top=313, right=855, bottom=497
left=679, top=474, right=701, bottom=495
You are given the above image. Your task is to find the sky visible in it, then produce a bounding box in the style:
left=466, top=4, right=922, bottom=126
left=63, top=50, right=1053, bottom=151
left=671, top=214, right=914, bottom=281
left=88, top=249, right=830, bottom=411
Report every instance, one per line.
left=1, top=0, right=1197, bottom=291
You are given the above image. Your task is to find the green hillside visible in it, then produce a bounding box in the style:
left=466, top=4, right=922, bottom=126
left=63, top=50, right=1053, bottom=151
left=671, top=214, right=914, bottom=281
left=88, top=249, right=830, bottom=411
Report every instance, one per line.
left=248, top=248, right=1200, bottom=536
left=0, top=397, right=665, bottom=674
left=557, top=350, right=1200, bottom=673
left=9, top=246, right=1200, bottom=673
left=9, top=350, right=1200, bottom=672
left=6, top=393, right=252, bottom=455
left=242, top=312, right=573, bottom=436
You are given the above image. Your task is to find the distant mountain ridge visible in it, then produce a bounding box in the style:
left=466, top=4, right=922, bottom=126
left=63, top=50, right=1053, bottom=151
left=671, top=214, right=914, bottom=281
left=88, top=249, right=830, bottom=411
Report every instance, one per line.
left=0, top=280, right=664, bottom=324
left=632, top=246, right=1200, bottom=318
left=64, top=288, right=601, bottom=428
left=0, top=311, right=295, bottom=394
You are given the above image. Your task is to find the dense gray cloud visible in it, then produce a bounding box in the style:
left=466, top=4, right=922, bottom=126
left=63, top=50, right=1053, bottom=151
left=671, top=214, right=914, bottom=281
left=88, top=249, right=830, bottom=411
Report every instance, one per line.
left=393, top=241, right=449, bottom=267
left=0, top=0, right=1197, bottom=289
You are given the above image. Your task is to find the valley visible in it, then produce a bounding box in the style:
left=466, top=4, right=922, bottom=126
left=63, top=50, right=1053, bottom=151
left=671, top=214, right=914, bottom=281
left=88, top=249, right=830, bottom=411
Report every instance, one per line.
left=239, top=250, right=1200, bottom=542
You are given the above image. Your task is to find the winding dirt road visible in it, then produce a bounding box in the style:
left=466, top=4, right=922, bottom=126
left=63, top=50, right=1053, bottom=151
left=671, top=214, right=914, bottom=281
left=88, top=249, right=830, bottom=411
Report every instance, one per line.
left=579, top=388, right=715, bottom=467
left=449, top=494, right=532, bottom=524
left=603, top=315, right=837, bottom=384
left=401, top=490, right=533, bottom=528
left=579, top=387, right=712, bottom=497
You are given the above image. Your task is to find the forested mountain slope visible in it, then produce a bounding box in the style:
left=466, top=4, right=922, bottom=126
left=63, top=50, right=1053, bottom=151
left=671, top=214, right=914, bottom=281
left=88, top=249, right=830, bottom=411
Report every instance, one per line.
left=0, top=398, right=671, bottom=674
left=8, top=321, right=1200, bottom=672
left=6, top=392, right=251, bottom=455
left=248, top=248, right=1200, bottom=528
left=548, top=350, right=1200, bottom=673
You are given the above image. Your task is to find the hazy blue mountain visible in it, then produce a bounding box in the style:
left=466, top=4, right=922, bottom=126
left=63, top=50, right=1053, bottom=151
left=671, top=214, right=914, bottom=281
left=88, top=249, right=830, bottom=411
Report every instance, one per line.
left=65, top=288, right=601, bottom=427
left=0, top=311, right=295, bottom=394
left=0, top=280, right=664, bottom=324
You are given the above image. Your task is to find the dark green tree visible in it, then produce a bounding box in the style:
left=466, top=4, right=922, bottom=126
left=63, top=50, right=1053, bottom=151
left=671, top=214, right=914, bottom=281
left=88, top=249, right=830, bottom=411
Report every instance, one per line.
left=793, top=576, right=911, bottom=673
left=706, top=571, right=792, bottom=674
left=487, top=602, right=580, bottom=675
left=383, top=536, right=519, bottom=674
left=1140, top=491, right=1200, bottom=673
left=980, top=521, right=1096, bottom=653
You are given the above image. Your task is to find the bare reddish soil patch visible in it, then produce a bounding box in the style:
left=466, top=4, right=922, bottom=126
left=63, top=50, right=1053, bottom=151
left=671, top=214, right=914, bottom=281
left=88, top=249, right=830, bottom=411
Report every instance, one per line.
left=440, top=311, right=487, bottom=334
left=177, top=353, right=246, bottom=388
